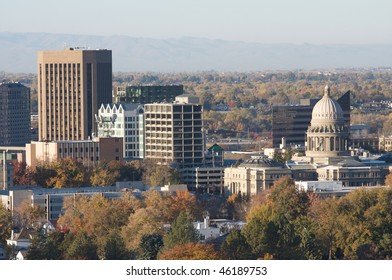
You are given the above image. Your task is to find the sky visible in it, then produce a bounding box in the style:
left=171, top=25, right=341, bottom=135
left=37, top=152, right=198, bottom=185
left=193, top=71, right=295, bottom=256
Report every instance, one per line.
left=1, top=0, right=391, bottom=44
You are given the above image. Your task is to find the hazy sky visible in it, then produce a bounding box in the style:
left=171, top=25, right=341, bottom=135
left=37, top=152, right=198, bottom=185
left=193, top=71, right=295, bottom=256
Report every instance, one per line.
left=1, top=0, right=391, bottom=44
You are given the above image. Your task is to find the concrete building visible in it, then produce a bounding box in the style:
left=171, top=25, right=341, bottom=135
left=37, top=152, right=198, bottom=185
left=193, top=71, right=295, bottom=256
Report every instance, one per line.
left=37, top=48, right=112, bottom=141
left=0, top=82, right=31, bottom=146
left=0, top=156, right=13, bottom=191
left=2, top=186, right=123, bottom=221
left=379, top=136, right=392, bottom=152
left=181, top=144, right=226, bottom=192
left=115, top=85, right=183, bottom=104
left=97, top=103, right=144, bottom=159
left=144, top=95, right=203, bottom=167
left=26, top=137, right=123, bottom=169
left=224, top=156, right=292, bottom=195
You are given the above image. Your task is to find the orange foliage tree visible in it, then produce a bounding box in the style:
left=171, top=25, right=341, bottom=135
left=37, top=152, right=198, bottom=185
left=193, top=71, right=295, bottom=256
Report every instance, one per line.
left=158, top=243, right=223, bottom=260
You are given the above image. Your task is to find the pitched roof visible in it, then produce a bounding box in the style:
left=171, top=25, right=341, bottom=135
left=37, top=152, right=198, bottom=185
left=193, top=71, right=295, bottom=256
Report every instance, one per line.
left=208, top=144, right=224, bottom=152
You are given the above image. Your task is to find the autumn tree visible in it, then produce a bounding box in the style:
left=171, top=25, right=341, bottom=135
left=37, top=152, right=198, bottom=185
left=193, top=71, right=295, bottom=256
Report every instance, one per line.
left=121, top=207, right=164, bottom=252
left=169, top=190, right=201, bottom=221
left=13, top=201, right=46, bottom=229
left=243, top=176, right=312, bottom=259
left=142, top=189, right=171, bottom=222
left=90, top=162, right=119, bottom=186
left=11, top=160, right=34, bottom=185
left=142, top=160, right=181, bottom=187
left=227, top=193, right=249, bottom=221
left=34, top=158, right=89, bottom=188
left=159, top=243, right=223, bottom=260
left=384, top=172, right=392, bottom=187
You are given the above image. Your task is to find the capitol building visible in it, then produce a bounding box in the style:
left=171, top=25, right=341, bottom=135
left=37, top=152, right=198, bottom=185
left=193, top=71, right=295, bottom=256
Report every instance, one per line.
left=225, top=85, right=389, bottom=196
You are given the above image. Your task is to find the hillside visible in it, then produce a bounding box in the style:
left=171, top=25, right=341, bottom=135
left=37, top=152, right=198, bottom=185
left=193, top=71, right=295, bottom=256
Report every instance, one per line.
left=1, top=32, right=392, bottom=73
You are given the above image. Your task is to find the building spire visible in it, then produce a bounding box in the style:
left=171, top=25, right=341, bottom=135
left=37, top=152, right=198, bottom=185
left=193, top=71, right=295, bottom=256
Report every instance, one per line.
left=324, top=84, right=330, bottom=96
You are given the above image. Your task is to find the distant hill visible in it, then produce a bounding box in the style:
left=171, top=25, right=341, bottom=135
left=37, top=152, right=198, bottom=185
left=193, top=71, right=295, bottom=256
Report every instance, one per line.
left=1, top=32, right=392, bottom=73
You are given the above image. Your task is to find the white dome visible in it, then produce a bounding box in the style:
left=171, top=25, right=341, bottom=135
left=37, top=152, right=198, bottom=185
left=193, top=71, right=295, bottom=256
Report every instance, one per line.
left=311, top=85, right=343, bottom=125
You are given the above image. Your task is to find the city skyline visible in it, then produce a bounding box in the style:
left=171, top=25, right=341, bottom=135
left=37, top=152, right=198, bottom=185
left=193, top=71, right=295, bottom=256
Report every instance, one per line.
left=1, top=0, right=391, bottom=45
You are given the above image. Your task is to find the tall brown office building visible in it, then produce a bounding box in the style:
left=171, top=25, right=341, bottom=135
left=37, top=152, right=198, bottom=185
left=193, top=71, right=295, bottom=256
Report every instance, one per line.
left=37, top=48, right=112, bottom=141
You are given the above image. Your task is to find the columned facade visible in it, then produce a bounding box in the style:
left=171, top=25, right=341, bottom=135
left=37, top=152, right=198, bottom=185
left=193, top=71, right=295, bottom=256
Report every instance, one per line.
left=305, top=85, right=350, bottom=164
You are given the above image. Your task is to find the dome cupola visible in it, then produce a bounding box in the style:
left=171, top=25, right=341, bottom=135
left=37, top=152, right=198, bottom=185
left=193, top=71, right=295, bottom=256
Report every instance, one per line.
left=311, top=85, right=344, bottom=126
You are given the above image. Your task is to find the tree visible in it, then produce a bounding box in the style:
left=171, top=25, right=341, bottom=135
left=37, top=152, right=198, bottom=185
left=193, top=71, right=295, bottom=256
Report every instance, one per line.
left=103, top=230, right=129, bottom=260
left=143, top=190, right=171, bottom=222
left=90, top=163, right=119, bottom=186
left=11, top=160, right=34, bottom=185
left=63, top=231, right=98, bottom=260
left=221, top=229, right=254, bottom=260
left=309, top=197, right=340, bottom=259
left=384, top=172, right=392, bottom=187
left=163, top=211, right=199, bottom=251
left=13, top=201, right=46, bottom=229
left=227, top=193, right=249, bottom=220
left=48, top=158, right=89, bottom=188
left=0, top=204, right=12, bottom=246
left=243, top=177, right=311, bottom=259
left=142, top=160, right=181, bottom=187
left=169, top=190, right=201, bottom=221
left=138, top=234, right=164, bottom=260
left=121, top=207, right=164, bottom=252
left=34, top=158, right=89, bottom=188
left=159, top=243, right=223, bottom=260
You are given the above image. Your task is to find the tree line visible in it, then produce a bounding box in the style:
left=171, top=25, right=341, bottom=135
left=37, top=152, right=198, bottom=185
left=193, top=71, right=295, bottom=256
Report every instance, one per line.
left=11, top=158, right=181, bottom=189
left=2, top=176, right=392, bottom=259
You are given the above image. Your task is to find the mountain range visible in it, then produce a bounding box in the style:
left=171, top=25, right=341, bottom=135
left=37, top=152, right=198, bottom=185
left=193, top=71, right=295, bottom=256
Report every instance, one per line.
left=1, top=32, right=392, bottom=73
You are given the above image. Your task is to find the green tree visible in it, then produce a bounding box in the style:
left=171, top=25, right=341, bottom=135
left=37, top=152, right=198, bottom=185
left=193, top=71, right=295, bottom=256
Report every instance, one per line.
left=103, top=230, right=129, bottom=260
left=221, top=229, right=254, bottom=260
left=0, top=204, right=12, bottom=246
left=138, top=234, right=164, bottom=260
left=243, top=177, right=311, bottom=259
left=64, top=231, right=98, bottom=260
left=163, top=211, right=199, bottom=251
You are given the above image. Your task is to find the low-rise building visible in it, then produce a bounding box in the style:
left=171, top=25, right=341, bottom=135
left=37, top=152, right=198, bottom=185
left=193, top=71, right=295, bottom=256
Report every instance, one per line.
left=26, top=137, right=123, bottom=168
left=224, top=156, right=292, bottom=195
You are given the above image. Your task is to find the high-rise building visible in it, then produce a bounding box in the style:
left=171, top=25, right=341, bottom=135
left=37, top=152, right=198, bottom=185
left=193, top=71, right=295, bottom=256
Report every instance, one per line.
left=144, top=95, right=203, bottom=167
left=272, top=91, right=350, bottom=148
left=115, top=85, right=183, bottom=104
left=37, top=48, right=112, bottom=141
left=0, top=82, right=31, bottom=146
left=97, top=103, right=145, bottom=159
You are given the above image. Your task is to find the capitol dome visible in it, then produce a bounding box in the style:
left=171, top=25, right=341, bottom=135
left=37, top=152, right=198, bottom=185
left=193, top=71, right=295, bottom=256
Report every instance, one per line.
left=311, top=85, right=344, bottom=126
left=306, top=85, right=350, bottom=160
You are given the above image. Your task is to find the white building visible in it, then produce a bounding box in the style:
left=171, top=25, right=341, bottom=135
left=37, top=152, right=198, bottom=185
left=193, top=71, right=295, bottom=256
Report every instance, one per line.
left=97, top=103, right=144, bottom=159
left=224, top=156, right=292, bottom=195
